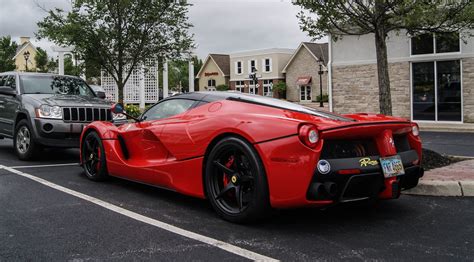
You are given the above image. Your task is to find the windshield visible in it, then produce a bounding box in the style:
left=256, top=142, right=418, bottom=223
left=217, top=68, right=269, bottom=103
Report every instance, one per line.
left=20, top=75, right=96, bottom=97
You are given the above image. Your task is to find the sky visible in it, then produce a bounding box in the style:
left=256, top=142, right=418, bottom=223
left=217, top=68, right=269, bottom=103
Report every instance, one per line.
left=0, top=0, right=322, bottom=59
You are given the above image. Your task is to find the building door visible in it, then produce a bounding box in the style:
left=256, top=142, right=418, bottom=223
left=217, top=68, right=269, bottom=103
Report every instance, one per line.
left=412, top=60, right=461, bottom=122
left=300, top=85, right=311, bottom=102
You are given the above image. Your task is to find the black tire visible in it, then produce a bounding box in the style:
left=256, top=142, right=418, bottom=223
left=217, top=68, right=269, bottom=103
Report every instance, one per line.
left=204, top=136, right=271, bottom=223
left=81, top=131, right=108, bottom=181
left=13, top=119, right=42, bottom=160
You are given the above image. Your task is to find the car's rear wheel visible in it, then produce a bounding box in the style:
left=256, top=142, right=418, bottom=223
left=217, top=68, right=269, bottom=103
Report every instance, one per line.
left=204, top=136, right=271, bottom=223
left=82, top=131, right=108, bottom=181
left=14, top=119, right=42, bottom=160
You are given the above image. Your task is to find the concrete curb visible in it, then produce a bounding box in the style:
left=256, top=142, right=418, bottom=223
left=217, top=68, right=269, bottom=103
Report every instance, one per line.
left=403, top=180, right=474, bottom=197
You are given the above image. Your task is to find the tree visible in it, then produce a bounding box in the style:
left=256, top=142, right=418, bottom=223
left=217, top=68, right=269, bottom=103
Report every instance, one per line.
left=295, top=1, right=474, bottom=115
left=35, top=47, right=49, bottom=72
left=64, top=55, right=82, bottom=76
left=0, top=36, right=18, bottom=72
left=37, top=0, right=194, bottom=103
left=169, top=60, right=189, bottom=92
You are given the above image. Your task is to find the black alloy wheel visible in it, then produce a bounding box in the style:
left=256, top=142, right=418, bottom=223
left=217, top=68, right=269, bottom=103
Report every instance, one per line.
left=205, top=136, right=270, bottom=223
left=82, top=131, right=108, bottom=181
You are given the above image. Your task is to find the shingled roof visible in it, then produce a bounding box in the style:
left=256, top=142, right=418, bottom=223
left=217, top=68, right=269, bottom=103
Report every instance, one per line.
left=209, top=54, right=230, bottom=76
left=303, top=42, right=328, bottom=65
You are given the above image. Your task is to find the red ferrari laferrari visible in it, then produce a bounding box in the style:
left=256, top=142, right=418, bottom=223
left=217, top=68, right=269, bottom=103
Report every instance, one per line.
left=80, top=92, right=423, bottom=222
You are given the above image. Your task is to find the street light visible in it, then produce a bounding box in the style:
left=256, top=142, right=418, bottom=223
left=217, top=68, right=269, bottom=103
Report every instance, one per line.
left=23, top=51, right=30, bottom=72
left=318, top=61, right=324, bottom=107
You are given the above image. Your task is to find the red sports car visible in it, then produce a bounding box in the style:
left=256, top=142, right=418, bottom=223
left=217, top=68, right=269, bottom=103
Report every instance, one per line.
left=80, top=92, right=423, bottom=223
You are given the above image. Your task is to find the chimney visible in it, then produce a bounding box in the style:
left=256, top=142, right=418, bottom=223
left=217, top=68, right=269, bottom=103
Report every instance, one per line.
left=20, top=37, right=30, bottom=45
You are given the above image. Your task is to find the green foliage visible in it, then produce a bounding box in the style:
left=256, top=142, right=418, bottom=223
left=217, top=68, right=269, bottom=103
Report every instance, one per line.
left=37, top=0, right=194, bottom=103
left=35, top=47, right=49, bottom=72
left=0, top=36, right=18, bottom=72
left=216, top=84, right=229, bottom=91
left=64, top=55, right=82, bottom=76
left=273, top=81, right=286, bottom=93
left=124, top=104, right=142, bottom=119
left=295, top=0, right=473, bottom=115
left=168, top=56, right=203, bottom=92
left=316, top=94, right=328, bottom=103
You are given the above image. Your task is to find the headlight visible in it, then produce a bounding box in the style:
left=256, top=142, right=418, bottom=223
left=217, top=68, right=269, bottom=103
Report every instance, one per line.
left=36, top=105, right=62, bottom=119
left=412, top=125, right=419, bottom=136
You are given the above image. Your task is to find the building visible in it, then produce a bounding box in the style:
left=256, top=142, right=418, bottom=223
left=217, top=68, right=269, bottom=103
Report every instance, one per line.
left=229, top=48, right=294, bottom=97
left=196, top=54, right=230, bottom=91
left=282, top=42, right=328, bottom=103
left=13, top=37, right=38, bottom=71
left=328, top=31, right=474, bottom=124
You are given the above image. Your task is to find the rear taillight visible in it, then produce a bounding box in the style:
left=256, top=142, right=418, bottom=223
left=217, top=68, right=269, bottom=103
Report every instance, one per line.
left=299, top=124, right=319, bottom=148
left=412, top=124, right=419, bottom=136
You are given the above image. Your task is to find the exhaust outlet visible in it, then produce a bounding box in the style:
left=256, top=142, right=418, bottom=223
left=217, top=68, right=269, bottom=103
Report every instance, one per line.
left=309, top=182, right=325, bottom=199
left=324, top=182, right=338, bottom=197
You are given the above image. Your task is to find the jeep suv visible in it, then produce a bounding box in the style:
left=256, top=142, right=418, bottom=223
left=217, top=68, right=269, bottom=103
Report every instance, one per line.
left=0, top=72, right=123, bottom=160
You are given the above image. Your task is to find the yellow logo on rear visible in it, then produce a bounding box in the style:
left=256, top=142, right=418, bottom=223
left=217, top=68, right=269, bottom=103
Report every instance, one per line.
left=359, top=158, right=378, bottom=167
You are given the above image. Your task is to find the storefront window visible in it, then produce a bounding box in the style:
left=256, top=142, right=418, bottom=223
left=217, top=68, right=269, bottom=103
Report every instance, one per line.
left=412, top=60, right=461, bottom=121
left=437, top=60, right=461, bottom=121
left=235, top=81, right=245, bottom=92
left=263, top=80, right=273, bottom=97
left=411, top=33, right=459, bottom=55
left=249, top=80, right=258, bottom=95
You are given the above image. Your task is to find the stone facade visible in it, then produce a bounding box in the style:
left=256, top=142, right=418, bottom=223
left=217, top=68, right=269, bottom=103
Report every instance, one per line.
left=332, top=62, right=411, bottom=119
left=463, top=58, right=474, bottom=123
left=285, top=46, right=328, bottom=102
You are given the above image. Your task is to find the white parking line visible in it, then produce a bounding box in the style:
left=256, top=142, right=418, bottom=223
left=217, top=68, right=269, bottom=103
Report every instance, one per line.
left=0, top=165, right=278, bottom=262
left=9, top=163, right=79, bottom=169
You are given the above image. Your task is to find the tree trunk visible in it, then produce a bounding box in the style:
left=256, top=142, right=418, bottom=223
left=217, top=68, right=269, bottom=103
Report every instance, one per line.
left=374, top=28, right=392, bottom=116
left=117, top=81, right=124, bottom=104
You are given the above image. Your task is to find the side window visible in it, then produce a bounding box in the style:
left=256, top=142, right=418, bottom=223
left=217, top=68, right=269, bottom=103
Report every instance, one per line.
left=0, top=76, right=5, bottom=86
left=142, top=99, right=195, bottom=121
left=4, top=75, right=16, bottom=89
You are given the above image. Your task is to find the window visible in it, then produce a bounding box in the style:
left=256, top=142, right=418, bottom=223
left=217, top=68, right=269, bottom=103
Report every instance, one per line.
left=4, top=75, right=16, bottom=89
left=236, top=61, right=242, bottom=75
left=250, top=60, right=257, bottom=73
left=264, top=58, right=272, bottom=72
left=263, top=80, right=273, bottom=97
left=142, top=99, right=195, bottom=121
left=207, top=79, right=216, bottom=88
left=411, top=33, right=459, bottom=55
left=412, top=60, right=461, bottom=122
left=235, top=81, right=245, bottom=92
left=20, top=75, right=93, bottom=97
left=249, top=80, right=258, bottom=95
left=300, top=86, right=311, bottom=102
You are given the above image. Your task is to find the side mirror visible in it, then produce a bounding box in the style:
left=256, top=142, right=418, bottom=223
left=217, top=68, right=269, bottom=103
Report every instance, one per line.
left=0, top=86, right=16, bottom=96
left=111, top=103, right=124, bottom=114
left=96, top=91, right=106, bottom=99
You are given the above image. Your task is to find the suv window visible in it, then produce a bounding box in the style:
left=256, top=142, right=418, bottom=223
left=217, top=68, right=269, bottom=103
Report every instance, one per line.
left=20, top=75, right=95, bottom=97
left=143, top=99, right=195, bottom=121
left=3, top=75, right=16, bottom=89
left=0, top=76, right=5, bottom=86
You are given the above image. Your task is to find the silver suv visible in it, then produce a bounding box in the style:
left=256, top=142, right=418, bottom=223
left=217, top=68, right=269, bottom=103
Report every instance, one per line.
left=0, top=72, right=122, bottom=160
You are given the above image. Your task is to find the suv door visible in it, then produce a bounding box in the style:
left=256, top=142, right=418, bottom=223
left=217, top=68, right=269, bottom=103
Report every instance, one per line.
left=0, top=75, right=9, bottom=136
left=0, top=75, right=19, bottom=136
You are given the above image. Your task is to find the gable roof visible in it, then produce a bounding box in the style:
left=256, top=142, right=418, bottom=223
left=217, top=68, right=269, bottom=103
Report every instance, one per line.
left=196, top=54, right=230, bottom=78
left=12, top=41, right=37, bottom=60
left=282, top=42, right=328, bottom=73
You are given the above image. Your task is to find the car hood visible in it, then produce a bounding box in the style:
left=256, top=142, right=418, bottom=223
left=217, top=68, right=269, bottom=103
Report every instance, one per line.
left=24, top=94, right=112, bottom=107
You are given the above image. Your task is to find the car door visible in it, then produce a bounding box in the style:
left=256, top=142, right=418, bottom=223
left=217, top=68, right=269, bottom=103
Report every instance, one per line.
left=1, top=75, right=20, bottom=136
left=0, top=75, right=7, bottom=135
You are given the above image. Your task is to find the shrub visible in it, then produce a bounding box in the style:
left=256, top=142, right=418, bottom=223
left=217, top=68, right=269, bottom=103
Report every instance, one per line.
left=124, top=104, right=141, bottom=118
left=315, top=94, right=328, bottom=102
left=216, top=84, right=229, bottom=91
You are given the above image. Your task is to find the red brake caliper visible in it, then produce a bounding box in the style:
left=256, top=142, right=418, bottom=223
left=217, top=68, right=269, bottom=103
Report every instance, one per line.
left=222, top=155, right=234, bottom=186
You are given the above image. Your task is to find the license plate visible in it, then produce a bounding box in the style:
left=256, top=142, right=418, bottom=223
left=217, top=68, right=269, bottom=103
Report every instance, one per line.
left=380, top=155, right=405, bottom=178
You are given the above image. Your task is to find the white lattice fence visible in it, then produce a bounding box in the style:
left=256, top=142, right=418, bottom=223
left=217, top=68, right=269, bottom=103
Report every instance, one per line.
left=101, top=60, right=159, bottom=104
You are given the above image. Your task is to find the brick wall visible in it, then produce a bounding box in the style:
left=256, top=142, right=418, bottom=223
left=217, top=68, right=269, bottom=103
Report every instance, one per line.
left=332, top=62, right=411, bottom=119
left=463, top=58, right=474, bottom=123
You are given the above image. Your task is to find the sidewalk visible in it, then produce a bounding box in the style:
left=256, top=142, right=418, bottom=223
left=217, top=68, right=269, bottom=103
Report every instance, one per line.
left=404, top=160, right=474, bottom=197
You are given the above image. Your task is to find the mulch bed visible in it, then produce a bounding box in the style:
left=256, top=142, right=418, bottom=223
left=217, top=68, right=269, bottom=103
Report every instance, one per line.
left=422, top=148, right=466, bottom=171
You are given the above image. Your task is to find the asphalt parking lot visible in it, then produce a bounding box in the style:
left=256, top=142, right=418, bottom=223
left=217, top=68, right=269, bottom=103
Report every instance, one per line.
left=1, top=137, right=473, bottom=261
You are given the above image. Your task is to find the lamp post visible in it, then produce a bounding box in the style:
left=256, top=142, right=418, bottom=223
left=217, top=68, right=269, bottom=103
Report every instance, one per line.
left=318, top=62, right=324, bottom=107
left=23, top=51, right=30, bottom=72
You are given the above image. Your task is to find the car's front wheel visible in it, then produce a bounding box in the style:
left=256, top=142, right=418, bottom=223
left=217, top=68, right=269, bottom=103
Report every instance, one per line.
left=81, top=131, right=108, bottom=181
left=204, top=136, right=271, bottom=223
left=14, top=119, right=42, bottom=160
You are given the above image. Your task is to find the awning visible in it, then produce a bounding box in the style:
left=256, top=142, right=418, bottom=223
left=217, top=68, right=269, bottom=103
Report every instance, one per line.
left=296, top=76, right=312, bottom=85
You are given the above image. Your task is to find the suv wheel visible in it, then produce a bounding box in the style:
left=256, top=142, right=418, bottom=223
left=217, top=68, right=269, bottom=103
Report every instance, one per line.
left=14, top=119, right=42, bottom=160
